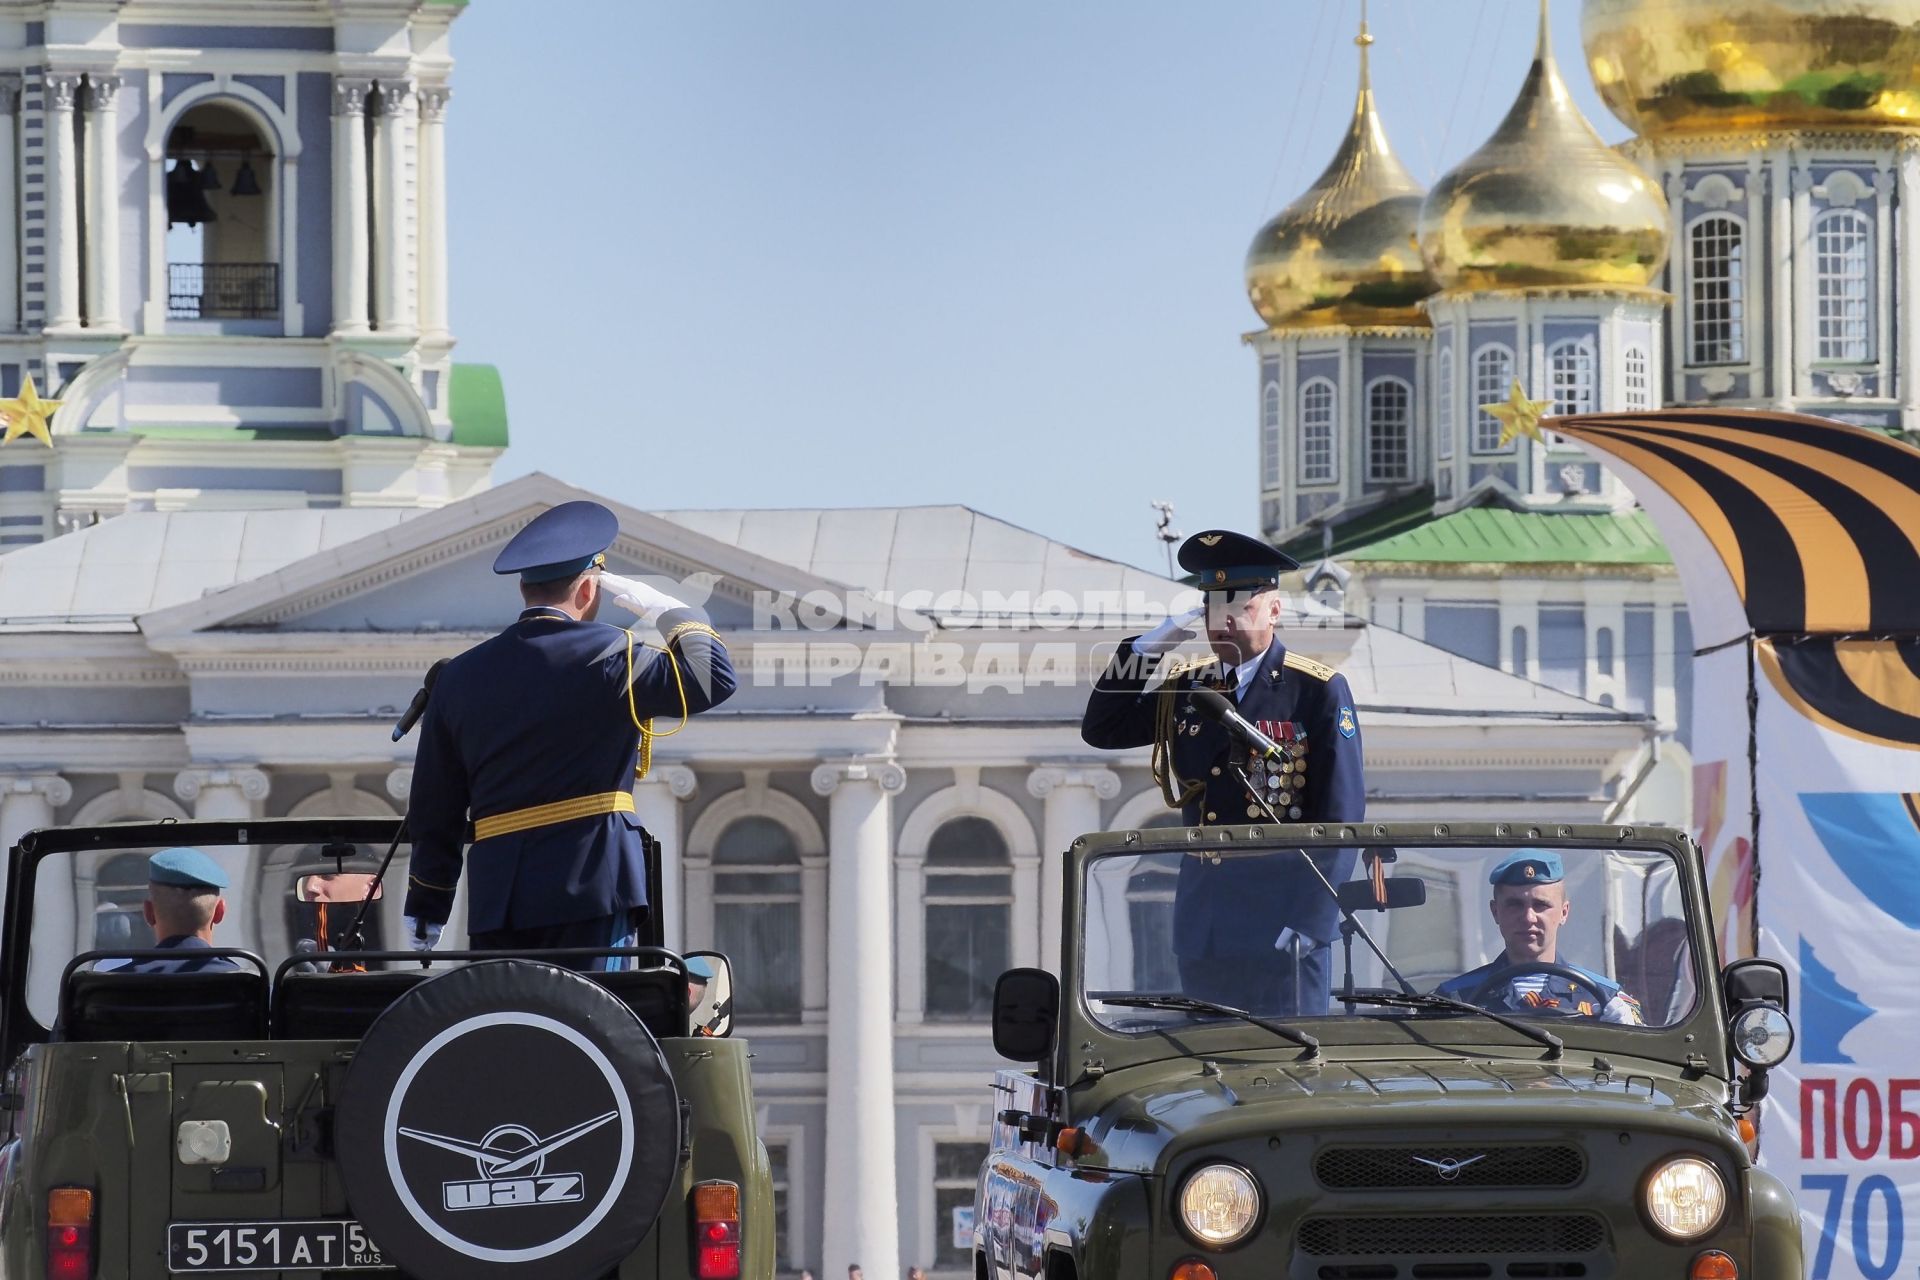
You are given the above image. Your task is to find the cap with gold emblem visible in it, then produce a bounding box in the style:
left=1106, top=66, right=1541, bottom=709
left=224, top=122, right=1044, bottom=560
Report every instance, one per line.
left=1488, top=850, right=1563, bottom=886
left=1177, top=529, right=1300, bottom=592
left=493, top=500, right=620, bottom=584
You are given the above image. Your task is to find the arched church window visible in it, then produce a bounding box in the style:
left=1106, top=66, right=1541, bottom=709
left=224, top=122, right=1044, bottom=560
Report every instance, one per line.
left=1815, top=208, right=1873, bottom=362
left=1261, top=382, right=1282, bottom=490
left=1624, top=346, right=1651, bottom=410
left=93, top=853, right=156, bottom=951
left=713, top=816, right=803, bottom=1021
left=165, top=101, right=278, bottom=321
left=1472, top=345, right=1515, bottom=453
left=1297, top=377, right=1336, bottom=484
left=1436, top=345, right=1454, bottom=461
left=1687, top=215, right=1746, bottom=365
left=1549, top=338, right=1596, bottom=417
left=923, top=816, right=1012, bottom=1020
left=1365, top=377, right=1412, bottom=483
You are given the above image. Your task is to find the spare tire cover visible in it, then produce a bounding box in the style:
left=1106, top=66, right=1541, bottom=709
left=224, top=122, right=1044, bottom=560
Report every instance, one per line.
left=334, top=960, right=680, bottom=1280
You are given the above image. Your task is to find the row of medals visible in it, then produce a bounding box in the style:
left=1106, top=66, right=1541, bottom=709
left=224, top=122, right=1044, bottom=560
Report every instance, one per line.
left=1248, top=737, right=1307, bottom=820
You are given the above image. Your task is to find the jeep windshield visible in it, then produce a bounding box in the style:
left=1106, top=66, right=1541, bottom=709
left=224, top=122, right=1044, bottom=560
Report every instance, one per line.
left=1080, top=840, right=1699, bottom=1035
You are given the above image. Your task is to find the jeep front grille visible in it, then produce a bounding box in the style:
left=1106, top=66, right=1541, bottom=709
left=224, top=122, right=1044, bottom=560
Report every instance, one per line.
left=1296, top=1213, right=1607, bottom=1257
left=1314, top=1144, right=1585, bottom=1190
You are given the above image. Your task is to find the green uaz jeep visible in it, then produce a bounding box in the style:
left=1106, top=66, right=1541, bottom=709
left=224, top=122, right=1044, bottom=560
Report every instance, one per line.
left=0, top=817, right=774, bottom=1280
left=978, top=822, right=1801, bottom=1280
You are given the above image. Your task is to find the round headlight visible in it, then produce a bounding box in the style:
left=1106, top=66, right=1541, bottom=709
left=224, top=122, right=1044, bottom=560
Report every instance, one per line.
left=1178, top=1163, right=1261, bottom=1247
left=1644, top=1156, right=1727, bottom=1240
left=1731, top=1004, right=1794, bottom=1069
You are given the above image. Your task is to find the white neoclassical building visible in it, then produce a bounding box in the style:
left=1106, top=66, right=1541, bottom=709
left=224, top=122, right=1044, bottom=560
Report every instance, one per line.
left=0, top=472, right=1670, bottom=1277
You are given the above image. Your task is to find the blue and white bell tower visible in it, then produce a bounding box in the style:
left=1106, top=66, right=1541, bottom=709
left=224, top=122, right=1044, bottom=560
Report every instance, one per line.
left=0, top=0, right=505, bottom=552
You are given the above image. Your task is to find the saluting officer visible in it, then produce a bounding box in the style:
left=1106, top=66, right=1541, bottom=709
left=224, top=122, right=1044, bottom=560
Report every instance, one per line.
left=403, top=501, right=737, bottom=968
left=1082, top=529, right=1365, bottom=1016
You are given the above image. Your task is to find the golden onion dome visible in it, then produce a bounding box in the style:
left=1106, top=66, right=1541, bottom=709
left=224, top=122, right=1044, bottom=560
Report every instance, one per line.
left=1584, top=0, right=1920, bottom=138
left=1244, top=23, right=1437, bottom=330
left=1417, top=1, right=1670, bottom=292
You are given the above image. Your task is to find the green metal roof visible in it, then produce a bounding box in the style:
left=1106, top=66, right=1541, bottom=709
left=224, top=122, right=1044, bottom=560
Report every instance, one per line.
left=1346, top=507, right=1672, bottom=565
left=449, top=363, right=509, bottom=448
left=1279, top=487, right=1436, bottom=562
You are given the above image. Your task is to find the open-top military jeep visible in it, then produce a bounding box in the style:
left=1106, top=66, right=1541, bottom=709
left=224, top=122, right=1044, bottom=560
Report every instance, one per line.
left=0, top=817, right=773, bottom=1280
left=979, top=822, right=1801, bottom=1280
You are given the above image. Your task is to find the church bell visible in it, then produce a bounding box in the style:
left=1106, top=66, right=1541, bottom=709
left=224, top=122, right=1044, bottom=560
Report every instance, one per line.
left=166, top=159, right=218, bottom=227
left=231, top=157, right=262, bottom=197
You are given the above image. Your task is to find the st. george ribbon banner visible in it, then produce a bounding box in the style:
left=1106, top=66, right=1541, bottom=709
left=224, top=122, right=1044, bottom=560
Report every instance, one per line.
left=1552, top=408, right=1920, bottom=1280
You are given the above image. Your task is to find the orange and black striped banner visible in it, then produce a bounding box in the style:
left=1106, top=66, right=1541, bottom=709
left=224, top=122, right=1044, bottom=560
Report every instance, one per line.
left=1551, top=409, right=1920, bottom=750
left=1552, top=409, right=1920, bottom=636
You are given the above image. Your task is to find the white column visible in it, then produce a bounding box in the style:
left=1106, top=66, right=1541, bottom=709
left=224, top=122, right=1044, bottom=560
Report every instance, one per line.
left=1900, top=141, right=1920, bottom=422
left=812, top=758, right=905, bottom=1280
left=42, top=72, right=81, bottom=331
left=1874, top=165, right=1895, bottom=395
left=82, top=73, right=120, bottom=331
left=331, top=78, right=370, bottom=335
left=416, top=85, right=450, bottom=340
left=5, top=774, right=73, bottom=1022
left=1026, top=765, right=1119, bottom=974
left=1791, top=162, right=1814, bottom=399
left=800, top=848, right=828, bottom=1023
left=633, top=765, right=696, bottom=952
left=893, top=843, right=925, bottom=1023
left=373, top=79, right=413, bottom=333
left=0, top=78, right=20, bottom=334
left=174, top=768, right=270, bottom=950
left=1769, top=151, right=1795, bottom=406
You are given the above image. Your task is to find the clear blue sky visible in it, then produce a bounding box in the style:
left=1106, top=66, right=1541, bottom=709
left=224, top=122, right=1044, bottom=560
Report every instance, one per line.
left=446, top=1, right=1629, bottom=572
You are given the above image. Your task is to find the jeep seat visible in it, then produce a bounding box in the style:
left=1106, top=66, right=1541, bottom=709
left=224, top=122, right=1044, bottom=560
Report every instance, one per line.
left=590, top=966, right=689, bottom=1040
left=272, top=970, right=433, bottom=1039
left=60, top=969, right=269, bottom=1042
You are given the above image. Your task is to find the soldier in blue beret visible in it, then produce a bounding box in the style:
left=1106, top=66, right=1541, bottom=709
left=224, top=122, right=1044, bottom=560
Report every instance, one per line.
left=1081, top=528, right=1366, bottom=1017
left=105, top=848, right=239, bottom=973
left=1434, top=851, right=1646, bottom=1023
left=403, top=500, right=738, bottom=969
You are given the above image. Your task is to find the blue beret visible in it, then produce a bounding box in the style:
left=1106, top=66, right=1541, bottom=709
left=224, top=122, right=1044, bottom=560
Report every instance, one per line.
left=1178, top=529, right=1300, bottom=591
left=149, top=847, right=229, bottom=890
left=493, top=501, right=620, bottom=583
left=685, top=955, right=715, bottom=982
left=1489, top=850, right=1563, bottom=886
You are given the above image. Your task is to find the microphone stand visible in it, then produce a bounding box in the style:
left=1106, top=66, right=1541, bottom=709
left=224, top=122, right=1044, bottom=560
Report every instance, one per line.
left=1226, top=759, right=1415, bottom=995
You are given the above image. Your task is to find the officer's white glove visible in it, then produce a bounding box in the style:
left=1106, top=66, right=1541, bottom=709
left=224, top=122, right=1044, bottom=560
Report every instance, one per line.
left=1134, top=604, right=1205, bottom=657
left=403, top=915, right=443, bottom=953
left=597, top=572, right=687, bottom=626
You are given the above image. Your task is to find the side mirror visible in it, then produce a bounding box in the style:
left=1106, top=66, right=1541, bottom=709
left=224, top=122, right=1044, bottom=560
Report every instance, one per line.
left=992, top=968, right=1058, bottom=1064
left=684, top=950, right=734, bottom=1039
left=1722, top=957, right=1789, bottom=1014
left=296, top=872, right=383, bottom=903
left=1336, top=876, right=1427, bottom=913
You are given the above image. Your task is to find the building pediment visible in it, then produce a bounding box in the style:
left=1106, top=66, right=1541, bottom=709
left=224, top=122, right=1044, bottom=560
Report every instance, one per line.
left=136, top=472, right=893, bottom=638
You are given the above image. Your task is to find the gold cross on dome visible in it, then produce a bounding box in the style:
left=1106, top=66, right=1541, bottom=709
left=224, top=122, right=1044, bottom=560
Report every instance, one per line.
left=0, top=375, right=62, bottom=448
left=1480, top=378, right=1552, bottom=447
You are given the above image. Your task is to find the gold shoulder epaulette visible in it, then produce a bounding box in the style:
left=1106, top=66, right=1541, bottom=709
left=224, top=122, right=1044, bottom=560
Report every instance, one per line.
left=1283, top=651, right=1338, bottom=682
left=1163, top=656, right=1215, bottom=682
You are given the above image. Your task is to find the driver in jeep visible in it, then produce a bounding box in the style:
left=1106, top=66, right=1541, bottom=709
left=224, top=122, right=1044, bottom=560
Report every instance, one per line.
left=1435, top=850, right=1645, bottom=1025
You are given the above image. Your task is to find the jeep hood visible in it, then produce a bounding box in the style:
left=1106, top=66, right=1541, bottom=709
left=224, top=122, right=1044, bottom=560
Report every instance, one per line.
left=1075, top=1056, right=1740, bottom=1175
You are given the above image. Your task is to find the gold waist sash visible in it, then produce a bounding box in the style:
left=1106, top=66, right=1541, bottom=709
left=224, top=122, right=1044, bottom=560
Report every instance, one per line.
left=472, top=790, right=635, bottom=842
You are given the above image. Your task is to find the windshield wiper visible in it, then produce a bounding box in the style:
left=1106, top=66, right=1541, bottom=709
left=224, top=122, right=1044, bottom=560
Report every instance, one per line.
left=1341, top=987, right=1563, bottom=1058
left=1099, top=993, right=1320, bottom=1057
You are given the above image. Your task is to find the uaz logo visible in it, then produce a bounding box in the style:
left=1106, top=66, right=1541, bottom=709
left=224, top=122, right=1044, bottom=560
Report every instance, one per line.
left=398, top=1112, right=617, bottom=1212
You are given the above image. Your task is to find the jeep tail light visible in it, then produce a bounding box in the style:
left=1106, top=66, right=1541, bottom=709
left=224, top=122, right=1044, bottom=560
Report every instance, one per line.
left=692, top=1180, right=741, bottom=1280
left=46, top=1186, right=93, bottom=1280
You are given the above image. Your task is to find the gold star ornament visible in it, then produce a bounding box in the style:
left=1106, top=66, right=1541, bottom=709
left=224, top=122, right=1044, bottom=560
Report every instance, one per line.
left=0, top=375, right=62, bottom=448
left=1480, top=378, right=1552, bottom=447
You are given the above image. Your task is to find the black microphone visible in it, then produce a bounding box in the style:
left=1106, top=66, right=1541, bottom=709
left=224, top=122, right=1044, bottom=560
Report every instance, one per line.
left=391, top=659, right=450, bottom=742
left=1189, top=688, right=1284, bottom=762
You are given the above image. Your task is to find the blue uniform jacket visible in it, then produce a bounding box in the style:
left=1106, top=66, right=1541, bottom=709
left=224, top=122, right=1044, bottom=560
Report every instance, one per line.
left=105, top=935, right=238, bottom=974
left=1081, top=636, right=1365, bottom=953
left=403, top=605, right=736, bottom=932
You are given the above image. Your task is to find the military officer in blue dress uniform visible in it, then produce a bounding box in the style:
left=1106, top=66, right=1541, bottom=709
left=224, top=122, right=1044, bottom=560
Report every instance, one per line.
left=1435, top=851, right=1645, bottom=1024
left=1082, top=529, right=1365, bottom=1017
left=403, top=500, right=737, bottom=969
left=107, top=848, right=239, bottom=973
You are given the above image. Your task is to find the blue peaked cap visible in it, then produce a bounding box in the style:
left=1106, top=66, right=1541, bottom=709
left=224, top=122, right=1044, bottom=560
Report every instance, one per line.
left=1488, top=849, right=1563, bottom=886
left=149, top=847, right=230, bottom=890
left=493, top=501, right=620, bottom=583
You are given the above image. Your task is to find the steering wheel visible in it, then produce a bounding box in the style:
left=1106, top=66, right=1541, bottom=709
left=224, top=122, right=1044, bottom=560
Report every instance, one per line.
left=1468, top=961, right=1610, bottom=1018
